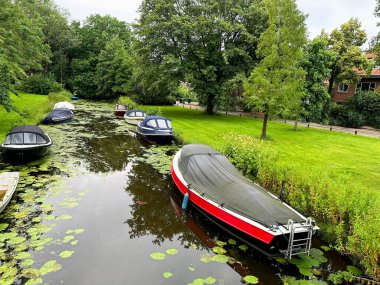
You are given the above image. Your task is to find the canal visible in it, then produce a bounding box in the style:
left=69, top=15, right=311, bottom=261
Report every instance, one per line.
left=0, top=101, right=354, bottom=285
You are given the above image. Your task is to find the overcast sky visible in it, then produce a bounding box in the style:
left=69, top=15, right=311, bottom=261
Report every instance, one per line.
left=55, top=0, right=378, bottom=46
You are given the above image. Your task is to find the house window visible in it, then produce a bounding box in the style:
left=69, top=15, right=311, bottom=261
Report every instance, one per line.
left=337, top=83, right=349, bottom=93
left=356, top=82, right=376, bottom=92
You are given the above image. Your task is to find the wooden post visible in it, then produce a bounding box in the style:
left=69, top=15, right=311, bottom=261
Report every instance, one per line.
left=280, top=181, right=286, bottom=201
left=330, top=127, right=332, bottom=131
left=307, top=124, right=310, bottom=127
left=355, top=130, right=357, bottom=135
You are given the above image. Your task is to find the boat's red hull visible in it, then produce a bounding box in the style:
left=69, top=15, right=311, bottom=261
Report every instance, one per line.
left=170, top=164, right=275, bottom=245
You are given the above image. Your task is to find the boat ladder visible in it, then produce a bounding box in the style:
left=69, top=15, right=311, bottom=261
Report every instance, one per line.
left=284, top=218, right=314, bottom=259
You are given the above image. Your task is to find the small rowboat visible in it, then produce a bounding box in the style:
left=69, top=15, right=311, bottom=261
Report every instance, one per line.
left=114, top=104, right=127, bottom=118
left=0, top=172, right=20, bottom=213
left=171, top=144, right=318, bottom=257
left=124, top=109, right=146, bottom=126
left=136, top=116, right=174, bottom=144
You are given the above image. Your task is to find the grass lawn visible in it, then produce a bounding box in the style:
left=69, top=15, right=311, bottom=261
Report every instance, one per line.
left=0, top=92, right=50, bottom=141
left=147, top=106, right=380, bottom=191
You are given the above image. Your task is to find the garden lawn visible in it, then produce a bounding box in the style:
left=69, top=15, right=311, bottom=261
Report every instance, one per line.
left=146, top=106, right=380, bottom=191
left=0, top=92, right=50, bottom=141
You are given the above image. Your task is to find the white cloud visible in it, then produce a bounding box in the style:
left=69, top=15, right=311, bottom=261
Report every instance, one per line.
left=56, top=0, right=378, bottom=45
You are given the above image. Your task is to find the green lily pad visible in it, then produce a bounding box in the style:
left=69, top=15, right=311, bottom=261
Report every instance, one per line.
left=165, top=248, right=178, bottom=255
left=150, top=252, right=166, bottom=260
left=22, top=268, right=41, bottom=279
left=243, top=275, right=259, bottom=284
left=200, top=254, right=213, bottom=263
left=59, top=250, right=74, bottom=259
left=239, top=244, right=249, bottom=251
left=8, top=236, right=26, bottom=245
left=163, top=272, right=173, bottom=278
left=39, top=260, right=62, bottom=275
left=228, top=239, right=236, bottom=245
left=70, top=240, right=78, bottom=246
left=212, top=254, right=229, bottom=263
left=66, top=229, right=85, bottom=235
left=58, top=214, right=72, bottom=220
left=0, top=277, right=15, bottom=285
left=275, top=257, right=287, bottom=264
left=63, top=236, right=75, bottom=243
left=21, top=259, right=34, bottom=267
left=204, top=276, right=216, bottom=284
left=0, top=223, right=9, bottom=231
left=25, top=278, right=43, bottom=285
left=15, top=252, right=31, bottom=259
left=189, top=278, right=204, bottom=285
left=299, top=267, right=314, bottom=277
left=212, top=246, right=226, bottom=254
left=216, top=240, right=227, bottom=247
left=188, top=266, right=195, bottom=271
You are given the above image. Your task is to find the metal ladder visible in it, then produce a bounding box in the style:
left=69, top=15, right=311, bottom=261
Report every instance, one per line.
left=284, top=218, right=314, bottom=259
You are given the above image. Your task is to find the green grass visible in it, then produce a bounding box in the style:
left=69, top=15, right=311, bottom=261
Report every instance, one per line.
left=0, top=92, right=51, bottom=140
left=145, top=106, right=380, bottom=191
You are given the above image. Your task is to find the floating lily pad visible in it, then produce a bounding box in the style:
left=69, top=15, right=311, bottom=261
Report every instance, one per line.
left=189, top=278, right=204, bottom=285
left=163, top=272, right=173, bottom=278
left=165, top=248, right=178, bottom=255
left=243, top=275, right=259, bottom=284
left=0, top=277, right=15, bottom=285
left=212, top=246, right=226, bottom=254
left=188, top=266, right=195, bottom=272
left=275, top=257, right=287, bottom=264
left=150, top=252, right=166, bottom=260
left=228, top=239, right=236, bottom=245
left=58, top=214, right=72, bottom=220
left=59, top=250, right=74, bottom=259
left=15, top=252, right=31, bottom=259
left=216, top=240, right=227, bottom=247
left=204, top=276, right=216, bottom=284
left=0, top=224, right=9, bottom=231
left=66, top=229, right=85, bottom=235
left=25, top=278, right=43, bottom=285
left=239, top=244, right=249, bottom=251
left=212, top=254, right=229, bottom=263
left=21, top=259, right=34, bottom=267
left=39, top=260, right=62, bottom=275
left=63, top=236, right=75, bottom=243
left=200, top=254, right=213, bottom=263
left=70, top=240, right=78, bottom=246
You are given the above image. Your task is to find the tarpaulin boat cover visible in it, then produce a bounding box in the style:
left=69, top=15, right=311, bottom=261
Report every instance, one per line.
left=7, top=125, right=49, bottom=141
left=54, top=101, right=75, bottom=110
left=178, top=144, right=305, bottom=227
left=42, top=108, right=73, bottom=123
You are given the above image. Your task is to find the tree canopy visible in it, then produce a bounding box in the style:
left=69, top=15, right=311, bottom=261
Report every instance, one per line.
left=244, top=0, right=307, bottom=139
left=134, top=0, right=267, bottom=112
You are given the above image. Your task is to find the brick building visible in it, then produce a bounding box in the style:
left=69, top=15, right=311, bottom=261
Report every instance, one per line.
left=332, top=54, right=380, bottom=103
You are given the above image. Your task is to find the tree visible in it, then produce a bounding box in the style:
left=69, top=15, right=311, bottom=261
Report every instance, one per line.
left=95, top=37, right=133, bottom=98
left=326, top=18, right=371, bottom=96
left=69, top=15, right=132, bottom=98
left=134, top=0, right=267, bottom=113
left=244, top=0, right=307, bottom=139
left=301, top=36, right=334, bottom=123
left=0, top=0, right=50, bottom=111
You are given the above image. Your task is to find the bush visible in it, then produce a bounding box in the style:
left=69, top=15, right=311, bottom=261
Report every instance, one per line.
left=222, top=134, right=380, bottom=279
left=20, top=74, right=62, bottom=95
left=117, top=96, right=137, bottom=110
left=330, top=91, right=380, bottom=129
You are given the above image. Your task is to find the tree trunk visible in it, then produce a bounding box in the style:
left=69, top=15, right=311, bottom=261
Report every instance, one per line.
left=294, top=116, right=299, bottom=130
left=260, top=111, right=268, bottom=140
left=328, top=75, right=335, bottom=97
left=206, top=93, right=215, bottom=114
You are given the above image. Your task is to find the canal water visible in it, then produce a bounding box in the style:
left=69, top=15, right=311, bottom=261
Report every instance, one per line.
left=0, top=101, right=352, bottom=285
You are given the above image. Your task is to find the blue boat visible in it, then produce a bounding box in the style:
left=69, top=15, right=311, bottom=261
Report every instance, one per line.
left=136, top=116, right=174, bottom=143
left=41, top=108, right=74, bottom=124
left=71, top=96, right=79, bottom=100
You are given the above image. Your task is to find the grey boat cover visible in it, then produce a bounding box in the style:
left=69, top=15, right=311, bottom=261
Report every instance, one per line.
left=7, top=125, right=49, bottom=141
left=178, top=144, right=305, bottom=228
left=42, top=108, right=73, bottom=123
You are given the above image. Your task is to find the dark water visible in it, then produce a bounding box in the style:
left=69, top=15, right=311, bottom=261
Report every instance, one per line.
left=0, top=101, right=351, bottom=285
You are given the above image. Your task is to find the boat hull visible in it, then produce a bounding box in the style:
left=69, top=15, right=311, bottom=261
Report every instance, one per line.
left=136, top=125, right=174, bottom=144
left=114, top=110, right=127, bottom=117
left=0, top=172, right=19, bottom=213
left=171, top=148, right=316, bottom=255
left=1, top=136, right=52, bottom=161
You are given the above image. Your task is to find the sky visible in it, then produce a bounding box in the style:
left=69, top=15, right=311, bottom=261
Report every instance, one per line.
left=55, top=0, right=378, bottom=46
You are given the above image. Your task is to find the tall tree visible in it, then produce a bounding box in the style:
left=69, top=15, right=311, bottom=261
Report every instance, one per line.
left=0, top=0, right=50, bottom=110
left=95, top=37, right=133, bottom=98
left=134, top=0, right=267, bottom=113
left=69, top=15, right=132, bottom=98
left=302, top=36, right=333, bottom=123
left=244, top=0, right=307, bottom=139
left=326, top=18, right=370, bottom=96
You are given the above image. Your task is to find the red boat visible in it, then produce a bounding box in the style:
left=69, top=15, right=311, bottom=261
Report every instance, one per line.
left=114, top=104, right=127, bottom=118
left=171, top=144, right=318, bottom=258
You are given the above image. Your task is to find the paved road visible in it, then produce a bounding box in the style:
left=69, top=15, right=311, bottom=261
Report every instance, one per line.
left=175, top=102, right=380, bottom=139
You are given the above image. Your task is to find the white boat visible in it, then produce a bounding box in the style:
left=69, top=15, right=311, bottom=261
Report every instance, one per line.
left=54, top=101, right=75, bottom=110
left=0, top=172, right=20, bottom=213
left=124, top=109, right=146, bottom=126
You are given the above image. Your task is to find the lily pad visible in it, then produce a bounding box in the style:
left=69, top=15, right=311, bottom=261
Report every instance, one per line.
left=200, top=254, right=213, bottom=263
left=204, top=276, right=216, bottom=284
left=66, top=229, right=85, bottom=235
left=299, top=267, right=314, bottom=277
left=239, top=244, right=249, bottom=251
left=150, top=252, right=166, bottom=260
left=163, top=272, right=173, bottom=278
left=25, top=278, right=43, bottom=285
left=0, top=223, right=9, bottom=231
left=15, top=252, right=31, bottom=259
left=212, top=246, right=226, bottom=254
left=228, top=239, right=236, bottom=245
left=243, top=275, right=259, bottom=284
left=189, top=278, right=205, bottom=285
left=59, top=250, right=74, bottom=259
left=58, top=214, right=72, bottom=220
left=188, top=266, right=195, bottom=272
left=63, top=235, right=75, bottom=243
left=21, top=259, right=35, bottom=267
left=39, top=260, right=62, bottom=275
left=165, top=248, right=178, bottom=255
left=216, top=240, right=227, bottom=246
left=212, top=254, right=229, bottom=263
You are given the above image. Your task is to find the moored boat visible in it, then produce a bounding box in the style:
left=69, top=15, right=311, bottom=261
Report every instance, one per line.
left=0, top=172, right=20, bottom=213
left=124, top=109, right=146, bottom=126
left=54, top=101, right=75, bottom=110
left=114, top=104, right=127, bottom=118
left=136, top=116, right=174, bottom=144
left=1, top=125, right=52, bottom=161
left=41, top=108, right=74, bottom=124
left=171, top=144, right=318, bottom=258
left=71, top=96, right=79, bottom=100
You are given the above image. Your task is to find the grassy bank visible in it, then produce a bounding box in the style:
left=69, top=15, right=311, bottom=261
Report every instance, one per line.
left=144, top=105, right=380, bottom=278
left=0, top=91, right=71, bottom=140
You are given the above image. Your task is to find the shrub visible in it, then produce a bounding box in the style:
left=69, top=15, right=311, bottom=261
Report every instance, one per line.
left=222, top=134, right=380, bottom=279
left=117, top=96, right=137, bottom=110
left=20, top=74, right=63, bottom=95
left=146, top=107, right=163, bottom=116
